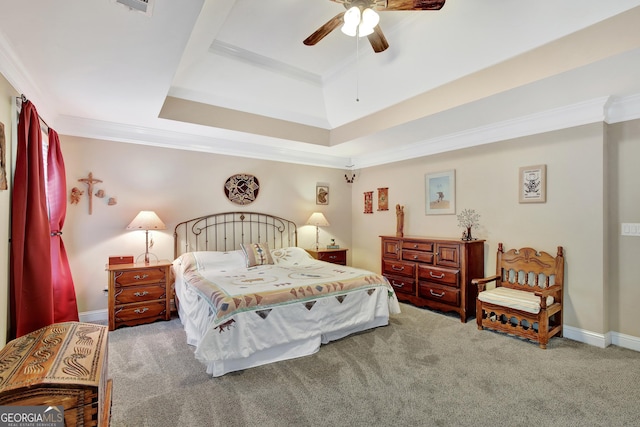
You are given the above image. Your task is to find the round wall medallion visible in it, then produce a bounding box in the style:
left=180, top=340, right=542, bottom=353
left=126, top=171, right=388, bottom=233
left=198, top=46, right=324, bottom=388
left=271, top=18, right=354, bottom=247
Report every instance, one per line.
left=224, top=174, right=260, bottom=205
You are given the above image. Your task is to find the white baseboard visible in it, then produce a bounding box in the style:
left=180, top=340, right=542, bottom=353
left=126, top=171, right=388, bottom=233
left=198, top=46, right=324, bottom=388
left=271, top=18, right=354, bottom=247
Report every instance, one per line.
left=79, top=309, right=108, bottom=324
left=563, top=325, right=639, bottom=352
left=610, top=331, right=640, bottom=352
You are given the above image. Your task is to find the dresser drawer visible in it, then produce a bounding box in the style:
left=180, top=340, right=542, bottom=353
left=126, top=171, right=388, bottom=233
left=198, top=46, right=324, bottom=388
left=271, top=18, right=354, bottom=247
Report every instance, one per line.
left=384, top=274, right=416, bottom=296
left=418, top=282, right=460, bottom=306
left=114, top=284, right=166, bottom=305
left=317, top=251, right=346, bottom=265
left=114, top=267, right=166, bottom=287
left=382, top=259, right=415, bottom=278
left=402, top=241, right=434, bottom=252
left=114, top=300, right=167, bottom=323
left=403, top=250, right=434, bottom=263
left=418, top=265, right=459, bottom=287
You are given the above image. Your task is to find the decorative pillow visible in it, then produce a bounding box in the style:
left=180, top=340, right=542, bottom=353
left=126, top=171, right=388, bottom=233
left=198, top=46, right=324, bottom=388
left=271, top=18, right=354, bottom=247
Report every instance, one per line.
left=241, top=242, right=274, bottom=267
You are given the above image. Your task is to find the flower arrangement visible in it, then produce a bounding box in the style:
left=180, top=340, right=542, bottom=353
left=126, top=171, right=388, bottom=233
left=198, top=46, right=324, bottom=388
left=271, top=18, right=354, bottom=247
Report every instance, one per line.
left=457, top=208, right=480, bottom=240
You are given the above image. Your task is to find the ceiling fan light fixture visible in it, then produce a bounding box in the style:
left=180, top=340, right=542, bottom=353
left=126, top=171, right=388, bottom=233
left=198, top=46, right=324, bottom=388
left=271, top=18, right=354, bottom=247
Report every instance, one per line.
left=361, top=8, right=379, bottom=30
left=341, top=6, right=378, bottom=38
left=341, top=6, right=361, bottom=36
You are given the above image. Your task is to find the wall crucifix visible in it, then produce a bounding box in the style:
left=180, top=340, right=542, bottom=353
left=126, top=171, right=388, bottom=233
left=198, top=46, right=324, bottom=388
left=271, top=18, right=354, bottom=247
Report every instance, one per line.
left=78, top=172, right=103, bottom=215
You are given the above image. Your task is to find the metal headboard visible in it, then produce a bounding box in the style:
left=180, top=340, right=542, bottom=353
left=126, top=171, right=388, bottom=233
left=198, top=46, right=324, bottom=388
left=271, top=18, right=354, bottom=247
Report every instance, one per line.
left=173, top=211, right=298, bottom=258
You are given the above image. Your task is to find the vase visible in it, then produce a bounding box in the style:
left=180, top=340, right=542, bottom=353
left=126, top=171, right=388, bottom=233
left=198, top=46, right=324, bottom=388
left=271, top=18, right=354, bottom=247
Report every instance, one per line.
left=466, top=226, right=472, bottom=241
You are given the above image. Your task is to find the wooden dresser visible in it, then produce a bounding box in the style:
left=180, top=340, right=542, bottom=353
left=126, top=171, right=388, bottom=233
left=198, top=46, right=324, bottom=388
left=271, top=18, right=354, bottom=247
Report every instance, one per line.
left=381, top=236, right=484, bottom=322
left=0, top=322, right=111, bottom=426
left=107, top=260, right=172, bottom=331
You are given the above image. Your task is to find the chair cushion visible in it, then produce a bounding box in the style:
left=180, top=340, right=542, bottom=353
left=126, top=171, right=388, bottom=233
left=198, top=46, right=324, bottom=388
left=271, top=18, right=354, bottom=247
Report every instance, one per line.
left=478, top=287, right=554, bottom=314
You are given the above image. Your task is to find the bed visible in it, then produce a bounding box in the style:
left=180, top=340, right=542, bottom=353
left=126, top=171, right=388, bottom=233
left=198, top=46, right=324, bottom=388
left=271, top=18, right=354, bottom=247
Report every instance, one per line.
left=172, top=212, right=400, bottom=377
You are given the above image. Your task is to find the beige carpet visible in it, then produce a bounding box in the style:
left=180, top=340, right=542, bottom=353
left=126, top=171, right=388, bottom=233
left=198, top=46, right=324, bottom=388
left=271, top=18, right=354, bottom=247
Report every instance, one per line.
left=107, top=304, right=640, bottom=426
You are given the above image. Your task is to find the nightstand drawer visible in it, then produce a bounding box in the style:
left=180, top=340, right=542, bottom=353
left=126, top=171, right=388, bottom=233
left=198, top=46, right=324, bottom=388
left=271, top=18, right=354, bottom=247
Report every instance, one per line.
left=114, top=284, right=166, bottom=305
left=114, top=267, right=166, bottom=287
left=317, top=251, right=346, bottom=264
left=113, top=300, right=167, bottom=325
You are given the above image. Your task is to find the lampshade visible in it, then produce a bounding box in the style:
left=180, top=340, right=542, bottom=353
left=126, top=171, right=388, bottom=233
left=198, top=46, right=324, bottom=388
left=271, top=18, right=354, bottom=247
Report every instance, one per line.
left=126, top=211, right=166, bottom=264
left=307, top=212, right=330, bottom=251
left=306, top=212, right=330, bottom=227
left=126, top=211, right=166, bottom=231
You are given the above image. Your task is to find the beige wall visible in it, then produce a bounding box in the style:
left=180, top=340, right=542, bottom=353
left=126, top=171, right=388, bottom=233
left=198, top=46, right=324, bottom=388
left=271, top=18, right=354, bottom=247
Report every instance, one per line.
left=607, top=119, right=640, bottom=338
left=1, top=90, right=639, bottom=345
left=60, top=136, right=352, bottom=315
left=0, top=76, right=17, bottom=345
left=351, top=123, right=611, bottom=335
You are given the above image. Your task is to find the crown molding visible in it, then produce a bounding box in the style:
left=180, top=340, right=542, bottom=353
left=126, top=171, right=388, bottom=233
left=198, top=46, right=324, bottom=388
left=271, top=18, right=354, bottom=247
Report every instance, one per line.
left=352, top=96, right=617, bottom=168
left=605, top=93, right=640, bottom=124
left=56, top=115, right=350, bottom=169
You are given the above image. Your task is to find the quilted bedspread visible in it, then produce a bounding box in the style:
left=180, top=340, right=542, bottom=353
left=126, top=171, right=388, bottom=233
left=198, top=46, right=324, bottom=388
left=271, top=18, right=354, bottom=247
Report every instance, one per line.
left=177, top=247, right=398, bottom=326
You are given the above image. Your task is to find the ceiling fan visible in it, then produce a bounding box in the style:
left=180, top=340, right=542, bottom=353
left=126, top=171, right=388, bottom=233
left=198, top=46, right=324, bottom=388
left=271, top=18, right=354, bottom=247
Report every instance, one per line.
left=303, top=0, right=446, bottom=53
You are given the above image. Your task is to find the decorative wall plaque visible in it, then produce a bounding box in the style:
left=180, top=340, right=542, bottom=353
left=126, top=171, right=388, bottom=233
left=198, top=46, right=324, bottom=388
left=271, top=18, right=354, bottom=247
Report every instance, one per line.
left=224, top=173, right=260, bottom=205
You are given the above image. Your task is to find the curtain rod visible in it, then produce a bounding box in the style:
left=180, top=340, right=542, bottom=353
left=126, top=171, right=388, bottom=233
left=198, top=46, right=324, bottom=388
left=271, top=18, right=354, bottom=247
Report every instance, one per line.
left=16, top=94, right=50, bottom=134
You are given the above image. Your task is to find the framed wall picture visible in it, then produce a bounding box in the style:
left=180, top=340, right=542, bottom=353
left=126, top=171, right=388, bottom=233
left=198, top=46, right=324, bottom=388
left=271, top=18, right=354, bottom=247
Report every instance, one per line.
left=364, top=191, right=373, bottom=214
left=377, top=187, right=389, bottom=211
left=316, top=183, right=329, bottom=205
left=519, top=164, right=546, bottom=203
left=425, top=170, right=455, bottom=215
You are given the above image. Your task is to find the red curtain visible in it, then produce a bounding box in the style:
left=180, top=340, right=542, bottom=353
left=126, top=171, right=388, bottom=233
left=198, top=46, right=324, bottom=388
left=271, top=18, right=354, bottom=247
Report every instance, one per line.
left=10, top=100, right=54, bottom=338
left=47, top=128, right=79, bottom=323
left=10, top=100, right=79, bottom=339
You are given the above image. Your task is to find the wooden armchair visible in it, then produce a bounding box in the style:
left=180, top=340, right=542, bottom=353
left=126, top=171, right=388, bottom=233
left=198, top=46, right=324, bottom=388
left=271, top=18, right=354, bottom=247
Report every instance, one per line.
left=472, top=243, right=564, bottom=349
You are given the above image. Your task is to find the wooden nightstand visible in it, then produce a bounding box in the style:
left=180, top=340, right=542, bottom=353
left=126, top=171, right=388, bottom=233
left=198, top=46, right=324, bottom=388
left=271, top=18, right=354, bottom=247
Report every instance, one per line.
left=107, top=259, right=172, bottom=331
left=306, top=248, right=348, bottom=265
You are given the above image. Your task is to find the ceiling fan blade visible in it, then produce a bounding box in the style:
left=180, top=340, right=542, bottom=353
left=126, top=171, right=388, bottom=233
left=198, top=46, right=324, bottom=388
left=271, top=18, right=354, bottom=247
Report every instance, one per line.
left=367, top=25, right=389, bottom=53
left=382, top=0, right=446, bottom=11
left=303, top=12, right=346, bottom=46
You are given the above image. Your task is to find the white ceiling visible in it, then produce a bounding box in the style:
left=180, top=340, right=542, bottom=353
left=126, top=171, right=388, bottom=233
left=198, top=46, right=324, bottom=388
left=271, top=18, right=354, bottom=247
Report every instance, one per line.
left=2, top=0, right=640, bottom=169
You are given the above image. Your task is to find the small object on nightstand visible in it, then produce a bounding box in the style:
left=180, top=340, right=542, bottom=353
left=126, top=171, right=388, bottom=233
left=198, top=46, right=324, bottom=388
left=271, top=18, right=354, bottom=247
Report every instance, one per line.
left=108, top=255, right=134, bottom=265
left=106, top=259, right=172, bottom=331
left=306, top=248, right=348, bottom=266
left=327, top=239, right=339, bottom=249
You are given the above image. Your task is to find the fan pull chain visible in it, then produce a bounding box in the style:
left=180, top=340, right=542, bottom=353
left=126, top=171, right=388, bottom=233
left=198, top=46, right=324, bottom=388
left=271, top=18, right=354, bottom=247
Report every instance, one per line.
left=355, top=26, right=360, bottom=102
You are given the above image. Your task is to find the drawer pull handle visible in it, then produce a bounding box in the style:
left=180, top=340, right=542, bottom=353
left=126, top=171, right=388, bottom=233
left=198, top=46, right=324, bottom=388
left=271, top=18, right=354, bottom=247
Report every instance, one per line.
left=430, top=272, right=445, bottom=279
left=430, top=290, right=445, bottom=298
left=134, top=307, right=149, bottom=314
left=328, top=255, right=337, bottom=259
left=133, top=274, right=149, bottom=280
left=134, top=291, right=149, bottom=297
left=392, top=265, right=405, bottom=271
left=412, top=255, right=418, bottom=260
left=413, top=244, right=418, bottom=248
left=391, top=281, right=404, bottom=288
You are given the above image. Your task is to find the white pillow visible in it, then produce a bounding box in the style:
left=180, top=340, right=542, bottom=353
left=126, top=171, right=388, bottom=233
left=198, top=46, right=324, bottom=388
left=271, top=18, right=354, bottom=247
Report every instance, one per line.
left=271, top=247, right=314, bottom=266
left=192, top=250, right=245, bottom=271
